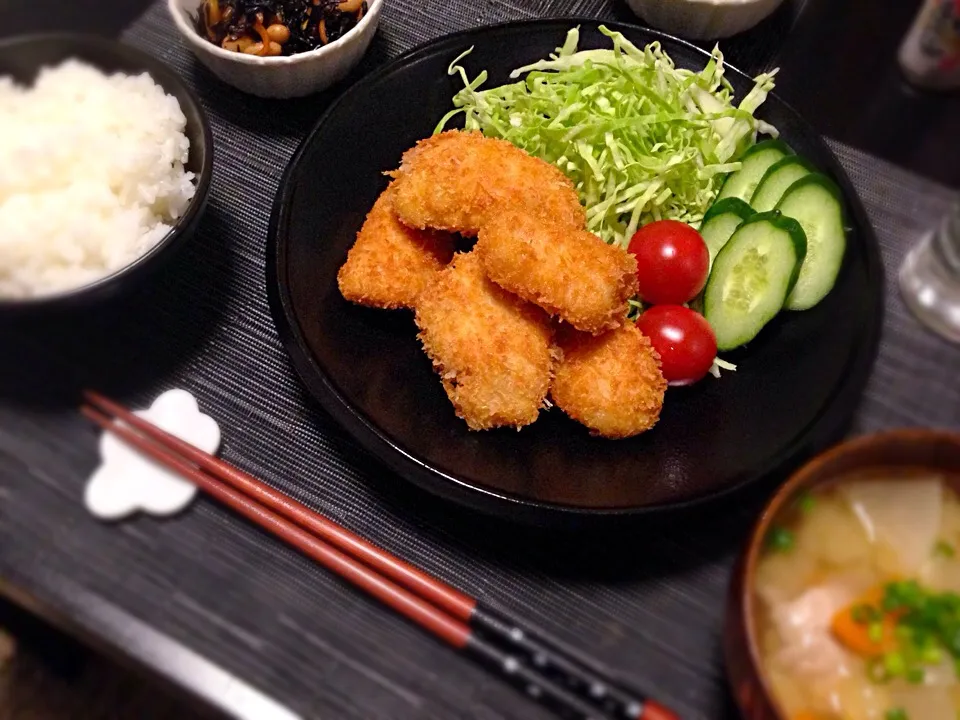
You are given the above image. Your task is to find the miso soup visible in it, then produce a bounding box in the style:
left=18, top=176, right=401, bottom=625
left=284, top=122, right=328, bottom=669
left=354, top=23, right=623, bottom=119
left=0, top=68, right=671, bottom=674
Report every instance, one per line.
left=754, top=470, right=960, bottom=720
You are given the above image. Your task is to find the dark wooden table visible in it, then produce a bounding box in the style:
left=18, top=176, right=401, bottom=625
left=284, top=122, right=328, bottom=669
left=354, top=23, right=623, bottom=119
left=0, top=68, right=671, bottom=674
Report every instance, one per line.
left=8, top=0, right=960, bottom=187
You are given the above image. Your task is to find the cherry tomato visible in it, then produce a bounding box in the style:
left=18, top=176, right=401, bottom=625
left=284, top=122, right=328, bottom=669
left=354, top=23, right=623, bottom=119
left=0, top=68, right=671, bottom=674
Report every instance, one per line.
left=627, top=220, right=710, bottom=305
left=636, top=305, right=717, bottom=385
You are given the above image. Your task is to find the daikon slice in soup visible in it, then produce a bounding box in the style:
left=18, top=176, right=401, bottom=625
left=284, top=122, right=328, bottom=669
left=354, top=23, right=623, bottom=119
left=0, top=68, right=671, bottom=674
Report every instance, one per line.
left=754, top=469, right=960, bottom=720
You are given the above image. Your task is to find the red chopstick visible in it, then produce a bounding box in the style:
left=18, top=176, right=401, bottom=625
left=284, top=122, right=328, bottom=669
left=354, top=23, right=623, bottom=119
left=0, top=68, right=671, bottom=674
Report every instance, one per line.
left=81, top=390, right=680, bottom=720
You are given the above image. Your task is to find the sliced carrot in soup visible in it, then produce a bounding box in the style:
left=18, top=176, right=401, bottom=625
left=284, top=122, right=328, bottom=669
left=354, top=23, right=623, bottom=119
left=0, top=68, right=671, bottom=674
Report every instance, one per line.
left=830, top=586, right=900, bottom=657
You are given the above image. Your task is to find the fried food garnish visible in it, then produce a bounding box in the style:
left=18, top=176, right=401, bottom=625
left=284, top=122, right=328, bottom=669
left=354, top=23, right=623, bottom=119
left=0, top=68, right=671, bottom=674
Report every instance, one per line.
left=415, top=251, right=554, bottom=431
left=389, top=131, right=586, bottom=236
left=551, top=324, right=666, bottom=439
left=337, top=187, right=455, bottom=309
left=476, top=210, right=639, bottom=335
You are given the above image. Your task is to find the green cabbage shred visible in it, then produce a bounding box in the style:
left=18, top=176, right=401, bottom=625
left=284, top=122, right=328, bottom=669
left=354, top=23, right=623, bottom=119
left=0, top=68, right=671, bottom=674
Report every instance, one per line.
left=436, top=26, right=778, bottom=248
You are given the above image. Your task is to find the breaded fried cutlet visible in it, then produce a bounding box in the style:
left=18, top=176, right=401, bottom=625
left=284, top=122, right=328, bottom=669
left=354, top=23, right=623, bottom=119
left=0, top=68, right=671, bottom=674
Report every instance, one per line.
left=389, top=131, right=586, bottom=236
left=476, top=210, right=639, bottom=335
left=337, top=187, right=455, bottom=310
left=551, top=324, right=666, bottom=439
left=414, top=251, right=554, bottom=431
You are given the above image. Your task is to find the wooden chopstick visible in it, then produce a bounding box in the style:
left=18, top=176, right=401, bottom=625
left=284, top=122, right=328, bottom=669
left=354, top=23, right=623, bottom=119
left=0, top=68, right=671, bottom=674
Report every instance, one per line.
left=80, top=403, right=613, bottom=720
left=81, top=391, right=679, bottom=720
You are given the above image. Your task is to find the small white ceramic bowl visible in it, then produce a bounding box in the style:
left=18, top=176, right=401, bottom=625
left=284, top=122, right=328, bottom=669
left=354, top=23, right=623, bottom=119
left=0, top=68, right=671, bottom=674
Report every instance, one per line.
left=168, top=0, right=383, bottom=98
left=625, top=0, right=785, bottom=40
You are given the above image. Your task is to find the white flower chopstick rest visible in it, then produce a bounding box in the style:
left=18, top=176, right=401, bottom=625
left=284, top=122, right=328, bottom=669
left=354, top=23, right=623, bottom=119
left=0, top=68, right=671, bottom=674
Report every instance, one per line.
left=85, top=389, right=220, bottom=521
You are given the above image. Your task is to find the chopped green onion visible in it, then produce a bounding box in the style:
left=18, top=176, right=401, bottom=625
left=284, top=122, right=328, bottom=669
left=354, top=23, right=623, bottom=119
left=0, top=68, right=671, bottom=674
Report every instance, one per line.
left=883, top=580, right=924, bottom=611
left=947, top=626, right=960, bottom=655
left=765, top=526, right=794, bottom=553
left=883, top=652, right=906, bottom=676
left=852, top=603, right=881, bottom=624
left=873, top=580, right=960, bottom=684
left=885, top=708, right=908, bottom=720
left=935, top=540, right=956, bottom=558
left=796, top=491, right=815, bottom=514
left=921, top=645, right=943, bottom=664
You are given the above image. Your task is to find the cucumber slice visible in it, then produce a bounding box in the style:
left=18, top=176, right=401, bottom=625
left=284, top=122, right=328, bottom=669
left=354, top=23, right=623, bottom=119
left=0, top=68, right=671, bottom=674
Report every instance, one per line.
left=717, top=139, right=794, bottom=203
left=700, top=197, right=755, bottom=269
left=704, top=211, right=807, bottom=351
left=776, top=174, right=847, bottom=311
left=750, top=156, right=817, bottom=212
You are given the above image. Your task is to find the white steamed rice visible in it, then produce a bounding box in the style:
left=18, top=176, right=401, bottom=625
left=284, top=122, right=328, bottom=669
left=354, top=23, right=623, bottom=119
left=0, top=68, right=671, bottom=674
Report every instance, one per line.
left=0, top=60, right=197, bottom=299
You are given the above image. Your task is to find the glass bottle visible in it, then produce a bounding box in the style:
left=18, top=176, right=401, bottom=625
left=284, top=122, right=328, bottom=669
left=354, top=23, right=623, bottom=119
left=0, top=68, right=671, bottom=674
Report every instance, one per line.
left=899, top=199, right=960, bottom=343
left=898, top=0, right=960, bottom=90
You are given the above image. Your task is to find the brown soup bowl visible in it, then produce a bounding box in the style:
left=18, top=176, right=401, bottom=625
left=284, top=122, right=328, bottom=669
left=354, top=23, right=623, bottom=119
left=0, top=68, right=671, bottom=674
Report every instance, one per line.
left=723, top=428, right=960, bottom=720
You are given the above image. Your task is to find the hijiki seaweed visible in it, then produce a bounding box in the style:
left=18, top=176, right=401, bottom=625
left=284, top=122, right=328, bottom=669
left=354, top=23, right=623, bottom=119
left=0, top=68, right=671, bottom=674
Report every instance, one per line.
left=196, top=0, right=368, bottom=57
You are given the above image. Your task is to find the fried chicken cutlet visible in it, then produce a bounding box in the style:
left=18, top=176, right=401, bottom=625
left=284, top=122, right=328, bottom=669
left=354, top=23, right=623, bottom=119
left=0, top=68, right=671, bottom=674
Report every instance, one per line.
left=389, top=131, right=586, bottom=236
left=337, top=187, right=455, bottom=309
left=552, top=324, right=666, bottom=439
left=415, top=251, right=554, bottom=431
left=476, top=210, right=638, bottom=335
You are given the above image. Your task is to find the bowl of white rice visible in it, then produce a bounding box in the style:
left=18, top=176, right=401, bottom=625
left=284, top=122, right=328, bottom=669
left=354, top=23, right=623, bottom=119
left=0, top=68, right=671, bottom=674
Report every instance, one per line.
left=0, top=34, right=213, bottom=311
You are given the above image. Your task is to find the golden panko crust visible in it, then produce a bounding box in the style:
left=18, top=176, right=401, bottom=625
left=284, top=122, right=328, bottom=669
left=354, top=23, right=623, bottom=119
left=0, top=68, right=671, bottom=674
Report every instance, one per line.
left=337, top=187, right=455, bottom=310
left=414, top=251, right=555, bottom=431
left=477, top=210, right=638, bottom=335
left=389, top=130, right=586, bottom=236
left=551, top=324, right=666, bottom=439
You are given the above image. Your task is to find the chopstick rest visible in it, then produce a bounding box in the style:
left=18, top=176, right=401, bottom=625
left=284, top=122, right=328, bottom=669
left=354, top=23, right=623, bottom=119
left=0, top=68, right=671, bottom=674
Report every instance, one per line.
left=84, top=389, right=220, bottom=520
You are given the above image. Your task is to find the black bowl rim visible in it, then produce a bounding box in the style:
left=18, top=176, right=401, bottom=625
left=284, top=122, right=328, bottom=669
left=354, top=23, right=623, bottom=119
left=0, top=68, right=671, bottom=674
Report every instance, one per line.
left=266, top=18, right=885, bottom=524
left=0, top=33, right=214, bottom=309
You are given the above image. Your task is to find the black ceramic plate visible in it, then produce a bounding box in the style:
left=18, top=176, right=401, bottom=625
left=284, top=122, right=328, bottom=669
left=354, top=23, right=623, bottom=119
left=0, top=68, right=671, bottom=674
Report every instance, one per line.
left=267, top=20, right=883, bottom=524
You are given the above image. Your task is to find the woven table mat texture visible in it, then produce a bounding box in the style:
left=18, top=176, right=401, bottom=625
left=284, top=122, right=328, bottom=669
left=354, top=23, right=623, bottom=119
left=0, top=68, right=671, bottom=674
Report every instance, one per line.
left=0, top=2, right=958, bottom=720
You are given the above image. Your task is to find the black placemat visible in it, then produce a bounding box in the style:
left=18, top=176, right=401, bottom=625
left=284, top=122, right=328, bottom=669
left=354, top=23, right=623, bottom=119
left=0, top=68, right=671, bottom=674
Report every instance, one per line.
left=1, top=2, right=959, bottom=719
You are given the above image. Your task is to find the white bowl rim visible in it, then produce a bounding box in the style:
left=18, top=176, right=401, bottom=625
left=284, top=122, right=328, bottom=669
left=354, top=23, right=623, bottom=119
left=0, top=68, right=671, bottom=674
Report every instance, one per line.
left=167, top=0, right=382, bottom=67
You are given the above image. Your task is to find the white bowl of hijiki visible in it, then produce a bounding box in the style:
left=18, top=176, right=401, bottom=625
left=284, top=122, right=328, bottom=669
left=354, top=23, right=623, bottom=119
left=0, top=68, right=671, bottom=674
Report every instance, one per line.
left=726, top=430, right=960, bottom=720
left=168, top=0, right=383, bottom=98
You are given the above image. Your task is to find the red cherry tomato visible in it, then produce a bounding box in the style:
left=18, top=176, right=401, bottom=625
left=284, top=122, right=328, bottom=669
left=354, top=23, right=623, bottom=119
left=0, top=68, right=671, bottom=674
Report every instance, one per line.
left=636, top=305, right=717, bottom=385
left=627, top=220, right=710, bottom=305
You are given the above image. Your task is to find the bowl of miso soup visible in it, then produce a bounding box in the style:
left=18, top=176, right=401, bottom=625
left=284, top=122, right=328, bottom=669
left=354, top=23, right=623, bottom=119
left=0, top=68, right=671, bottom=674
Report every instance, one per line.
left=725, top=429, right=960, bottom=720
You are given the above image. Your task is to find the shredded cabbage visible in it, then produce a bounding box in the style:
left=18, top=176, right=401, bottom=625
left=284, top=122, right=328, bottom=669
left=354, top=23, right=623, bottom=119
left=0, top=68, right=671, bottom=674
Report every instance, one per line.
left=436, top=26, right=778, bottom=248
left=709, top=357, right=737, bottom=378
